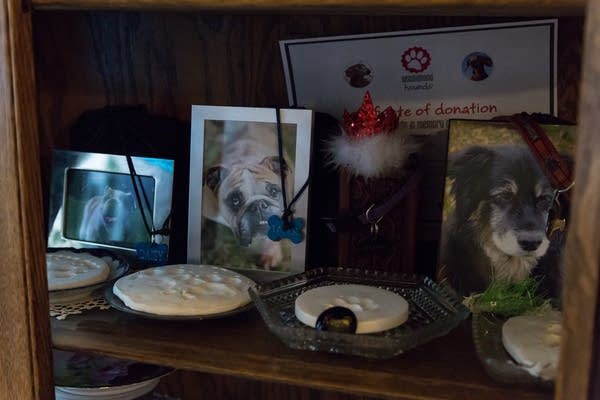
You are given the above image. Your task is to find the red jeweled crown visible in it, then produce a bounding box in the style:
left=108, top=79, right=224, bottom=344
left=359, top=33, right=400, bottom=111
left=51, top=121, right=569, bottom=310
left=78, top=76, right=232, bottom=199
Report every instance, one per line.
left=343, top=91, right=398, bottom=138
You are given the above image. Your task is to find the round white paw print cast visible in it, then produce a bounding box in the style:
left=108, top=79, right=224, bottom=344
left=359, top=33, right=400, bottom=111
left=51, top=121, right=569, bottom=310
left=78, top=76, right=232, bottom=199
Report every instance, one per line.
left=327, top=295, right=379, bottom=313
left=142, top=267, right=244, bottom=299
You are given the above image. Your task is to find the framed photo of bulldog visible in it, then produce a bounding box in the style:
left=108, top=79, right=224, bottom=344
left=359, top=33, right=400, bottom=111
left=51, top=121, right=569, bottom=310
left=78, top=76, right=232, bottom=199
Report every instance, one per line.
left=439, top=118, right=576, bottom=299
left=47, top=150, right=175, bottom=262
left=187, top=105, right=313, bottom=276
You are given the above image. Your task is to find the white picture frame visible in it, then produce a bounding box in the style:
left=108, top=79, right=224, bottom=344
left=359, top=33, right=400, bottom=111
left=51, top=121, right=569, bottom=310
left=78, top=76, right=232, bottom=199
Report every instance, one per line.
left=188, top=105, right=313, bottom=276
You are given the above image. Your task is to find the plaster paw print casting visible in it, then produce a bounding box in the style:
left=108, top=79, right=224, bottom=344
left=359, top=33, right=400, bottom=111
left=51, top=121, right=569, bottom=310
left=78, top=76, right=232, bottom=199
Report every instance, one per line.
left=294, top=284, right=410, bottom=334
left=502, top=310, right=562, bottom=380
left=401, top=47, right=431, bottom=73
left=113, top=264, right=255, bottom=316
left=46, top=251, right=110, bottom=291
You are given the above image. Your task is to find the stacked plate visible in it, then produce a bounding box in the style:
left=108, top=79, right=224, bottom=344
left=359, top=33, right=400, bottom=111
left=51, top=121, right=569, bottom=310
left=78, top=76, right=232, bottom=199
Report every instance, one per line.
left=55, top=379, right=160, bottom=400
left=47, top=248, right=129, bottom=304
left=53, top=349, right=173, bottom=400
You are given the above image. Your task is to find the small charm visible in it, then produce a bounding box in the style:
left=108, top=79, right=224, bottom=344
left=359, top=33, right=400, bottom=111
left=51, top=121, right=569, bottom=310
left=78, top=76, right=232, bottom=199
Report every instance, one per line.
left=315, top=306, right=357, bottom=333
left=136, top=242, right=168, bottom=265
left=267, top=214, right=304, bottom=244
left=547, top=196, right=567, bottom=239
left=548, top=218, right=566, bottom=238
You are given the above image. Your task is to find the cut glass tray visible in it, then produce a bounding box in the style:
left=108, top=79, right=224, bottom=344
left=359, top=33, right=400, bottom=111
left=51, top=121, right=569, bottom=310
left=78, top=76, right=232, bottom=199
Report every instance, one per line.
left=249, top=267, right=469, bottom=358
left=472, top=312, right=554, bottom=389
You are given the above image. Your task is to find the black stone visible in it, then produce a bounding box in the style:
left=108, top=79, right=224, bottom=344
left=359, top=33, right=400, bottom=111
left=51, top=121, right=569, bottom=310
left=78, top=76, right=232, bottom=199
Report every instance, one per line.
left=315, top=306, right=357, bottom=333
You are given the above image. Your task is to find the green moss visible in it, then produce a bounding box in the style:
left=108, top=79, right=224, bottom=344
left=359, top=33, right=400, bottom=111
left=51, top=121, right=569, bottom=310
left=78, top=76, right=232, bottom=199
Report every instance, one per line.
left=463, top=277, right=552, bottom=317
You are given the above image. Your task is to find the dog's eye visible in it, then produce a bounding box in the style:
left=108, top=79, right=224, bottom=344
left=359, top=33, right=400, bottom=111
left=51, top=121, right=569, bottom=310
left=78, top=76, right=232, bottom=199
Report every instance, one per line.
left=536, top=194, right=553, bottom=210
left=266, top=183, right=281, bottom=198
left=226, top=191, right=244, bottom=212
left=493, top=192, right=513, bottom=203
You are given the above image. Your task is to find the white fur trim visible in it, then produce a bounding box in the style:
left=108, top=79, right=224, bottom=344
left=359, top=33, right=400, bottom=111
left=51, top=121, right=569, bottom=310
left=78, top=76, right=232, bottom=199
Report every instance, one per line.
left=325, top=129, right=419, bottom=178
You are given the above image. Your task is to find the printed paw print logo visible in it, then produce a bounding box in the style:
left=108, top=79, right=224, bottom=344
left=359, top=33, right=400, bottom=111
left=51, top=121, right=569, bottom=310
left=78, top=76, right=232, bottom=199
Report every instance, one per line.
left=401, top=47, right=431, bottom=73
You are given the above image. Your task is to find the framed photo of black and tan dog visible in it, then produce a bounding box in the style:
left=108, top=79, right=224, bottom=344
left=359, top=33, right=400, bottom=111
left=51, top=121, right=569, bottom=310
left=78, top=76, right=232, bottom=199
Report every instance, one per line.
left=188, top=105, right=314, bottom=276
left=47, top=150, right=175, bottom=263
left=439, top=119, right=576, bottom=298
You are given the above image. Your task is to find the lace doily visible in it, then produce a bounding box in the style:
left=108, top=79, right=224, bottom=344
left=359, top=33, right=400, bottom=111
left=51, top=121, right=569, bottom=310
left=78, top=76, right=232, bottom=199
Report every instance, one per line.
left=50, top=296, right=111, bottom=320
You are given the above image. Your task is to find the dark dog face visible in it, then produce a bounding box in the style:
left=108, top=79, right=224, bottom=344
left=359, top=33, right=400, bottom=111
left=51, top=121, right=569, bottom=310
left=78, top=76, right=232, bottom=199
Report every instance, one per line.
left=448, top=145, right=554, bottom=259
left=467, top=55, right=493, bottom=81
left=203, top=156, right=290, bottom=246
left=345, top=63, right=372, bottom=88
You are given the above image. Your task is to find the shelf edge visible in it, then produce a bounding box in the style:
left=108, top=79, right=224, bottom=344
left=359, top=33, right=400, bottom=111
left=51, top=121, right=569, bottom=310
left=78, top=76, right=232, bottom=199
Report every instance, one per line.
left=31, top=0, right=586, bottom=16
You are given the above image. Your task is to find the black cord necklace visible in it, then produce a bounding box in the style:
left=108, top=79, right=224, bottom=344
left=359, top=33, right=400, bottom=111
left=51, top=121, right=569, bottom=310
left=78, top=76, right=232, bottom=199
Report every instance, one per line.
left=125, top=155, right=170, bottom=264
left=267, top=108, right=309, bottom=244
left=125, top=155, right=171, bottom=240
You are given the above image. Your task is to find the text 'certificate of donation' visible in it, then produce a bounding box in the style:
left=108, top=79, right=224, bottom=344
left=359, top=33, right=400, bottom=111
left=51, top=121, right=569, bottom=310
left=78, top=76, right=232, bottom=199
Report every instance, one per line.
left=280, top=20, right=557, bottom=134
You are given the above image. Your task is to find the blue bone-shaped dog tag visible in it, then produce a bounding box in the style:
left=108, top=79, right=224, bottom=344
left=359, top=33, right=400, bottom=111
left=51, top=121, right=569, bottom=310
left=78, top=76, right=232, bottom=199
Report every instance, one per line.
left=136, top=242, right=169, bottom=265
left=267, top=214, right=304, bottom=244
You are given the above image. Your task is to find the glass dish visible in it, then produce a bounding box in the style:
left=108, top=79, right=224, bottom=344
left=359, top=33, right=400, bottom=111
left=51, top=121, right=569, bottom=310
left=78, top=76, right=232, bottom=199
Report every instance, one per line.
left=471, top=312, right=554, bottom=389
left=249, top=267, right=469, bottom=358
left=104, top=283, right=254, bottom=321
left=48, top=248, right=130, bottom=304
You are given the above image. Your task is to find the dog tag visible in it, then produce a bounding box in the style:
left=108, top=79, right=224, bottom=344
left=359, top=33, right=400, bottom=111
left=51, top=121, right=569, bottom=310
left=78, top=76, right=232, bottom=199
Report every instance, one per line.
left=135, top=242, right=168, bottom=265
left=548, top=218, right=566, bottom=238
left=267, top=214, right=304, bottom=244
left=547, top=192, right=567, bottom=239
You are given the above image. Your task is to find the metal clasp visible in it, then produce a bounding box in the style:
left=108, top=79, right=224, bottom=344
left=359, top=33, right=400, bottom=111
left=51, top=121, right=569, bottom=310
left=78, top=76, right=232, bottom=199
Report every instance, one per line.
left=364, top=204, right=383, bottom=237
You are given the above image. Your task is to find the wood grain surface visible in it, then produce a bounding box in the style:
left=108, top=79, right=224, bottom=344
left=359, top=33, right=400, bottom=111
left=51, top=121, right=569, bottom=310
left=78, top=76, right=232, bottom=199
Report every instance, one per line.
left=556, top=0, right=600, bottom=398
left=30, top=0, right=586, bottom=16
left=157, top=369, right=430, bottom=400
left=0, top=1, right=53, bottom=399
left=32, top=13, right=583, bottom=147
left=51, top=309, right=552, bottom=400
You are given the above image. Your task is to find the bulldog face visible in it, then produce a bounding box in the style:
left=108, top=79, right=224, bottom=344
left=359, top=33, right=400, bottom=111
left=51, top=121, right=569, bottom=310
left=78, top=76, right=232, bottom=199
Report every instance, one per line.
left=203, top=156, right=291, bottom=246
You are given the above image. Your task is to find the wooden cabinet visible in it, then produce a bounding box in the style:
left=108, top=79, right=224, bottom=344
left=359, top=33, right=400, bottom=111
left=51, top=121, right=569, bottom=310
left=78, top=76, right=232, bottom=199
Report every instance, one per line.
left=1, top=1, right=598, bottom=399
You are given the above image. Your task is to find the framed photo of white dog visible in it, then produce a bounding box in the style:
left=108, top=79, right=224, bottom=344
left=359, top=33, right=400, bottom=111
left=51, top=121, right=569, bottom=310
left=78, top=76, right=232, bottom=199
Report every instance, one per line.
left=187, top=105, right=313, bottom=275
left=438, top=118, right=576, bottom=300
left=47, top=150, right=175, bottom=262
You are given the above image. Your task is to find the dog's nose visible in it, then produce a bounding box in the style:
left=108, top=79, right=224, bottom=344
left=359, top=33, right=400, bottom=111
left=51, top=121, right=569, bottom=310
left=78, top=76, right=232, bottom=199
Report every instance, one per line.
left=249, top=200, right=269, bottom=212
left=518, top=239, right=542, bottom=252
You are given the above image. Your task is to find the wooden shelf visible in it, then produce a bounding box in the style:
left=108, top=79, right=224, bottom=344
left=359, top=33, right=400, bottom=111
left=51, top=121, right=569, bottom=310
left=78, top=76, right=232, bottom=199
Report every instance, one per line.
left=51, top=308, right=551, bottom=400
left=31, top=0, right=586, bottom=16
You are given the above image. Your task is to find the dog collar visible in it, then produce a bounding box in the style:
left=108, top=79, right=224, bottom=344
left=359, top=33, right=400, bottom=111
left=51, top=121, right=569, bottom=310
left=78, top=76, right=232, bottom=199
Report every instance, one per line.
left=494, top=113, right=574, bottom=200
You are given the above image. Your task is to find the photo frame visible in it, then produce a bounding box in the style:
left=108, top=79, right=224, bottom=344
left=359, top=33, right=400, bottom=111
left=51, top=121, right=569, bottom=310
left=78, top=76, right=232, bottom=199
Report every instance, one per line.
left=188, top=105, right=313, bottom=276
left=438, top=119, right=576, bottom=298
left=47, top=150, right=175, bottom=263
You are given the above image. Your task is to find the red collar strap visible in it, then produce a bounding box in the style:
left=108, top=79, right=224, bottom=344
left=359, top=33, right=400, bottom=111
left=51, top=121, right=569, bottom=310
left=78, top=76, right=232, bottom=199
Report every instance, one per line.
left=493, top=113, right=574, bottom=201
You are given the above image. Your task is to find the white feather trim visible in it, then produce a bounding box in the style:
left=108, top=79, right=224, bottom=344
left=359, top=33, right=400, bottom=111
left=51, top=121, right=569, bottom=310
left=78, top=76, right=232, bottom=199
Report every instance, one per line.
left=325, top=129, right=420, bottom=179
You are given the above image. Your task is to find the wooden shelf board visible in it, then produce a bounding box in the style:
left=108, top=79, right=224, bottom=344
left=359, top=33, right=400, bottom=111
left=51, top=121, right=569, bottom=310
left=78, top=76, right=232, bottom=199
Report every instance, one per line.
left=31, top=0, right=586, bottom=15
left=51, top=308, right=551, bottom=400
